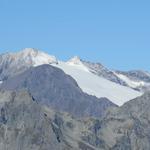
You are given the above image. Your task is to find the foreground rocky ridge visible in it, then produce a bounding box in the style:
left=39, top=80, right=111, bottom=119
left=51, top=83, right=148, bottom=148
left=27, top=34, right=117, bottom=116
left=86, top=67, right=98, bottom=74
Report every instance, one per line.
left=0, top=90, right=101, bottom=150
left=0, top=90, right=70, bottom=150
left=1, top=90, right=150, bottom=150
left=0, top=89, right=122, bottom=150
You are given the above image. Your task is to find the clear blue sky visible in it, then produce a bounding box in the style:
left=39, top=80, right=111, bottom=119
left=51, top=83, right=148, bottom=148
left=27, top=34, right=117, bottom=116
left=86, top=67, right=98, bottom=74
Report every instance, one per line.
left=0, top=0, right=150, bottom=70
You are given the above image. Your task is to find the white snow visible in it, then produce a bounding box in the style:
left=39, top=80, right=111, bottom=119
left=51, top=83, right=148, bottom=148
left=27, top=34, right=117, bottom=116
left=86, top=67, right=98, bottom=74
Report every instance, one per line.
left=20, top=48, right=58, bottom=66
left=31, top=52, right=57, bottom=66
left=66, top=56, right=90, bottom=72
left=52, top=61, right=142, bottom=106
left=115, top=73, right=146, bottom=88
left=2, top=48, right=58, bottom=67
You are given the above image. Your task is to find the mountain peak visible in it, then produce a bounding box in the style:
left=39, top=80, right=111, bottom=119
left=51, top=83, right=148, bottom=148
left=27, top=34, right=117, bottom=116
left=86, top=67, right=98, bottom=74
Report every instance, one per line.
left=67, top=56, right=82, bottom=65
left=0, top=48, right=58, bottom=80
left=21, top=48, right=39, bottom=55
left=22, top=48, right=38, bottom=53
left=14, top=48, right=58, bottom=66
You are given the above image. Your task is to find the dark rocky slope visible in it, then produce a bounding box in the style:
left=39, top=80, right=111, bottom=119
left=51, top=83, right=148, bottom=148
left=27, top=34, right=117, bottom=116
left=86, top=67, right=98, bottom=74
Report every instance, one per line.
left=0, top=64, right=116, bottom=118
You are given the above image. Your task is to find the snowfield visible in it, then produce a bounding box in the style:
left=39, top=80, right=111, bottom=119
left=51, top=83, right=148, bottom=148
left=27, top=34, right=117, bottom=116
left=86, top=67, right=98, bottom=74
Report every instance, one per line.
left=52, top=61, right=142, bottom=106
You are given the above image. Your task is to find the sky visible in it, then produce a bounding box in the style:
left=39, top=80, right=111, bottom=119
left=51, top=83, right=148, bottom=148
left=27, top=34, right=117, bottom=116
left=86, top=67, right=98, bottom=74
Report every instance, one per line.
left=0, top=0, right=150, bottom=71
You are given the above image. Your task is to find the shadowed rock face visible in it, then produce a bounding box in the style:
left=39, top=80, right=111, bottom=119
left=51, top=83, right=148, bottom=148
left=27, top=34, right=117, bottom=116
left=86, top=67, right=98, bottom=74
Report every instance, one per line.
left=0, top=64, right=116, bottom=118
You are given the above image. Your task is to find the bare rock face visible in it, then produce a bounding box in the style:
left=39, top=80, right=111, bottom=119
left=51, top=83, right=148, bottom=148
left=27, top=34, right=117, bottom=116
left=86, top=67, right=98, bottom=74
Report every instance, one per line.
left=81, top=92, right=150, bottom=150
left=0, top=90, right=74, bottom=150
left=0, top=90, right=106, bottom=150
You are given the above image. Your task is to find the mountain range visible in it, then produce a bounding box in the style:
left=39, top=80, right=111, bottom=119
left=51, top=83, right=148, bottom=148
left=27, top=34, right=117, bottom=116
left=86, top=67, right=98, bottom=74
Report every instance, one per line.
left=1, top=48, right=149, bottom=105
left=0, top=48, right=150, bottom=149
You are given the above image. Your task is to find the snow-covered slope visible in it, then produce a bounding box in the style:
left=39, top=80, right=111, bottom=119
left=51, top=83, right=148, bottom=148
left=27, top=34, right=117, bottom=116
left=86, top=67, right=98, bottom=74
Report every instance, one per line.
left=82, top=60, right=127, bottom=86
left=52, top=59, right=142, bottom=106
left=80, top=59, right=150, bottom=92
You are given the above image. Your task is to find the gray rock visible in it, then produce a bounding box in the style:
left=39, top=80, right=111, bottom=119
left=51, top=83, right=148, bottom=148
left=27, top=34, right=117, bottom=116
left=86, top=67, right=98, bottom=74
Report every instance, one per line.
left=0, top=89, right=150, bottom=150
left=0, top=90, right=77, bottom=150
left=82, top=92, right=150, bottom=150
left=0, top=89, right=108, bottom=150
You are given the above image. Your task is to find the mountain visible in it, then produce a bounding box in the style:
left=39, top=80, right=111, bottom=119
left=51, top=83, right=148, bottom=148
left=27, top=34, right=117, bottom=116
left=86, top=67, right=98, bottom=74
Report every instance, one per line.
left=0, top=48, right=58, bottom=81
left=0, top=48, right=144, bottom=105
left=0, top=48, right=150, bottom=149
left=0, top=64, right=115, bottom=118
